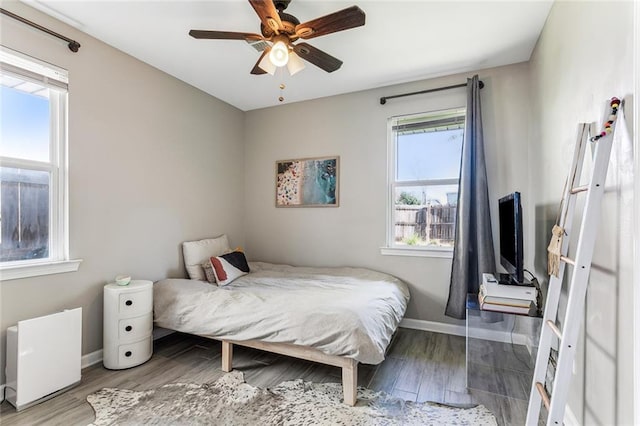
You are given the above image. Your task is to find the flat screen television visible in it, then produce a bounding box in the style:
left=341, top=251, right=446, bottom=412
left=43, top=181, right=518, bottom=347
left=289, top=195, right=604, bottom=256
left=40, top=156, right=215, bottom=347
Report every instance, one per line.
left=498, top=192, right=526, bottom=285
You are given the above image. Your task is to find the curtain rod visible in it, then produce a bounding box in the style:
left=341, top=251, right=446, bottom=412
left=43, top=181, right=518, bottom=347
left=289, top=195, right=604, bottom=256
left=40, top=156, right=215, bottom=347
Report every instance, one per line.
left=380, top=80, right=484, bottom=105
left=0, top=8, right=80, bottom=52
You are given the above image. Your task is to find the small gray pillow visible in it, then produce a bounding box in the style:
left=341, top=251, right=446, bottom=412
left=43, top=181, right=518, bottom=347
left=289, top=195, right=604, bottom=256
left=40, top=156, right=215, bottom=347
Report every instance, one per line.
left=202, top=261, right=218, bottom=285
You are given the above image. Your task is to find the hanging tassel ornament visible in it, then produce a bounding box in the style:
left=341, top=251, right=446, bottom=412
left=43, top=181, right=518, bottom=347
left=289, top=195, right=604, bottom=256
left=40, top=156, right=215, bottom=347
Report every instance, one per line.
left=547, top=224, right=565, bottom=277
left=590, top=97, right=620, bottom=141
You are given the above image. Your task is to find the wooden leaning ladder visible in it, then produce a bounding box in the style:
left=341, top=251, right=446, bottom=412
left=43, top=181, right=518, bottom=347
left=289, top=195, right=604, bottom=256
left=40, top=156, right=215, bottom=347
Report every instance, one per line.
left=526, top=99, right=620, bottom=425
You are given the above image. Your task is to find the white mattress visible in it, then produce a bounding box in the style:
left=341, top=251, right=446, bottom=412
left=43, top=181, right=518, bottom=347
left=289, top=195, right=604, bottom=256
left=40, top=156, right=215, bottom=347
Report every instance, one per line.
left=153, top=262, right=410, bottom=364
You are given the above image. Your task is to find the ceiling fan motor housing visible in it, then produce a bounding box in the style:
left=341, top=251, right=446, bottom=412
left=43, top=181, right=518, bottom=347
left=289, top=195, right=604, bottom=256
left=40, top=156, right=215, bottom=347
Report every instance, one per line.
left=273, top=0, right=292, bottom=11
left=261, top=12, right=300, bottom=40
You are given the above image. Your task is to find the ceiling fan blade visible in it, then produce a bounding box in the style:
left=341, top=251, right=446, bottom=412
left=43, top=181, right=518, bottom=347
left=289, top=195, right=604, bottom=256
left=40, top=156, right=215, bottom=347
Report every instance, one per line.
left=293, top=43, right=342, bottom=73
left=189, top=30, right=263, bottom=41
left=248, top=0, right=283, bottom=33
left=250, top=50, right=269, bottom=75
left=295, top=6, right=365, bottom=40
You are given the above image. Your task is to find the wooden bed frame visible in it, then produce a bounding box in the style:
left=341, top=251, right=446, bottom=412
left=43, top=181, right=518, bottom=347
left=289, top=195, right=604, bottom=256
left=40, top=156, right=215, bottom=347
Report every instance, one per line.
left=219, top=339, right=359, bottom=406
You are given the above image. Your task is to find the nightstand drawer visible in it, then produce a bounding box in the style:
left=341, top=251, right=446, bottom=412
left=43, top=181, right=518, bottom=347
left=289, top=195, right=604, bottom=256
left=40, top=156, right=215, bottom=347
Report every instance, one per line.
left=104, top=280, right=153, bottom=369
left=118, top=338, right=152, bottom=368
left=118, top=290, right=152, bottom=317
left=118, top=314, right=152, bottom=342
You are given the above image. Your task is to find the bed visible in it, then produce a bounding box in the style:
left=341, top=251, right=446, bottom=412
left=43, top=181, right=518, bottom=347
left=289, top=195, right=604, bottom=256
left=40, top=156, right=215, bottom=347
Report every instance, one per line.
left=153, top=261, right=410, bottom=405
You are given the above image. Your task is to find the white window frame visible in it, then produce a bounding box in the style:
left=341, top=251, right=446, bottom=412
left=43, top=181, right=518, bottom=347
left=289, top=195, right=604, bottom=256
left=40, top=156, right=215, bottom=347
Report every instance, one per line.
left=0, top=47, right=81, bottom=280
left=381, top=108, right=465, bottom=258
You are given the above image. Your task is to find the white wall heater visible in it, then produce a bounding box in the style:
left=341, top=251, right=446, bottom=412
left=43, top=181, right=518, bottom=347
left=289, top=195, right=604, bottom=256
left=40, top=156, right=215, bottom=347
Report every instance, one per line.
left=5, top=308, right=82, bottom=411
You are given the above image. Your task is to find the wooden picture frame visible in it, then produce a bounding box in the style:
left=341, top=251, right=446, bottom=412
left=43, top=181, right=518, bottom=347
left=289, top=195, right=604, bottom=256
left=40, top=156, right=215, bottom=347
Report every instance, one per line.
left=275, top=156, right=339, bottom=207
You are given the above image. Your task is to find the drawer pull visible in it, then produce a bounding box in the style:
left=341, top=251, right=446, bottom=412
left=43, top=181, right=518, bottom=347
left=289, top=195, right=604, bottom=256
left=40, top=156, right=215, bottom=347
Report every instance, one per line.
left=125, top=300, right=133, bottom=306
left=125, top=351, right=132, bottom=357
left=125, top=325, right=132, bottom=332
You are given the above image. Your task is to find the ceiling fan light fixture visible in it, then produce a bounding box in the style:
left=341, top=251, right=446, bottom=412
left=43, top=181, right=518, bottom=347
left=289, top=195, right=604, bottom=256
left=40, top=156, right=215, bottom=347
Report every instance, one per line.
left=258, top=49, right=277, bottom=75
left=269, top=39, right=289, bottom=67
left=287, top=51, right=305, bottom=76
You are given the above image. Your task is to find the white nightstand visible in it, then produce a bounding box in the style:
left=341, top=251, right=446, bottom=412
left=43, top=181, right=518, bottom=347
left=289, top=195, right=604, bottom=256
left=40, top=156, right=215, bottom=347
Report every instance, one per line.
left=103, top=280, right=153, bottom=369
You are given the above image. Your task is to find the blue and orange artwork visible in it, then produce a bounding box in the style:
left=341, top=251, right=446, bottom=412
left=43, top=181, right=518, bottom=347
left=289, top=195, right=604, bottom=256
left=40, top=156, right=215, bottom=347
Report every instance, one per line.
left=276, top=157, right=338, bottom=207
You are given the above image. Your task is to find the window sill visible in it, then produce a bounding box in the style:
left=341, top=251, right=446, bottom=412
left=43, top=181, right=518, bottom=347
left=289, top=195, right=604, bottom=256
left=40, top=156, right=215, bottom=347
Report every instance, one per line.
left=0, top=259, right=83, bottom=281
left=380, top=247, right=453, bottom=259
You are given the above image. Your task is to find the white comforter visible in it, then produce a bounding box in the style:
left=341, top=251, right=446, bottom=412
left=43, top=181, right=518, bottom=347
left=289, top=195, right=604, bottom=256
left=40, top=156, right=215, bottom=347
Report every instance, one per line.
left=153, top=262, right=410, bottom=364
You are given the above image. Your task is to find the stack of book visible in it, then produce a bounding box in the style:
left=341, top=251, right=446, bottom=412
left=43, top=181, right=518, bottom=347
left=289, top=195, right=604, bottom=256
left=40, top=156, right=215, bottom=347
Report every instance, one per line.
left=479, top=273, right=538, bottom=315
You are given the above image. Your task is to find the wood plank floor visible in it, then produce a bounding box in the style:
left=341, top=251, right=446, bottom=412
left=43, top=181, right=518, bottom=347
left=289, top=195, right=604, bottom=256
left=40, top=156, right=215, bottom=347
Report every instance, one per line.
left=0, top=328, right=534, bottom=425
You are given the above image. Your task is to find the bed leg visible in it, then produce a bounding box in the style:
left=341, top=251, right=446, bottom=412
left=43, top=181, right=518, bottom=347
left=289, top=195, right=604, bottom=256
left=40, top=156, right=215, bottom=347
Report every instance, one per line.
left=342, top=359, right=358, bottom=406
left=222, top=341, right=233, bottom=372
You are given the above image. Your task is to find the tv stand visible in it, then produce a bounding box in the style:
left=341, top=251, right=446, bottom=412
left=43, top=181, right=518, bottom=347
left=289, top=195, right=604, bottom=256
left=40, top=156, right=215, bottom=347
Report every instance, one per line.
left=498, top=273, right=532, bottom=287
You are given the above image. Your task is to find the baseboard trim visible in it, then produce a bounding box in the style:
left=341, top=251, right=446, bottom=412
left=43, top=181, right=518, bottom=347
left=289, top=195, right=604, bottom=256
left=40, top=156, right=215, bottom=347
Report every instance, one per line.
left=399, top=318, right=529, bottom=346
left=400, top=318, right=466, bottom=336
left=81, top=349, right=103, bottom=369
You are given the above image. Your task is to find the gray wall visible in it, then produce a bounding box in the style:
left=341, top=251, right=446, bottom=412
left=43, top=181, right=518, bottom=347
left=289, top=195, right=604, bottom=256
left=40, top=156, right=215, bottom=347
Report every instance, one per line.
left=528, top=1, right=635, bottom=424
left=244, top=62, right=532, bottom=324
left=1, top=3, right=636, bottom=422
left=0, top=2, right=245, bottom=384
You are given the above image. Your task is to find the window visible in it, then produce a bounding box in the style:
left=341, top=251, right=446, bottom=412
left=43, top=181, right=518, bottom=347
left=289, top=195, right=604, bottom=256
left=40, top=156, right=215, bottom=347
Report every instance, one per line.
left=0, top=47, right=80, bottom=279
left=384, top=108, right=465, bottom=257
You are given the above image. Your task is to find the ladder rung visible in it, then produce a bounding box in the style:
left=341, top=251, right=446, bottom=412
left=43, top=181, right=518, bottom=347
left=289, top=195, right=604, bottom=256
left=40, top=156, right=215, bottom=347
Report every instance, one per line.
left=546, top=320, right=563, bottom=340
left=536, top=382, right=551, bottom=410
left=561, top=255, right=576, bottom=266
left=570, top=185, right=589, bottom=194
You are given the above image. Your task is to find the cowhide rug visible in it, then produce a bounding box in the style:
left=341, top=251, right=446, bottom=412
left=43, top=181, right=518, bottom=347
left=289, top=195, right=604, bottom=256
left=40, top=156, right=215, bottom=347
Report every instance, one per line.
left=87, top=370, right=497, bottom=425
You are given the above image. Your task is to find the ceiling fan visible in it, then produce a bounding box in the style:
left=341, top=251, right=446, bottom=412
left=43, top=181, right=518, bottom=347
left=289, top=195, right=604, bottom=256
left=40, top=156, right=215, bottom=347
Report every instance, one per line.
left=189, top=0, right=365, bottom=76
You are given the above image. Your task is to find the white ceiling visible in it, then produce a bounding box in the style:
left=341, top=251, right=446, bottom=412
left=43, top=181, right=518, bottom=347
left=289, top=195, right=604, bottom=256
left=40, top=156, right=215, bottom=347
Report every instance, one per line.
left=24, top=0, right=553, bottom=111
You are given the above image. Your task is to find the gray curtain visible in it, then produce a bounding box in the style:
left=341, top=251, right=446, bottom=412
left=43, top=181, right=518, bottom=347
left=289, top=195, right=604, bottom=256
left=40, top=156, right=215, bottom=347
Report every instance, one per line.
left=445, top=75, right=496, bottom=319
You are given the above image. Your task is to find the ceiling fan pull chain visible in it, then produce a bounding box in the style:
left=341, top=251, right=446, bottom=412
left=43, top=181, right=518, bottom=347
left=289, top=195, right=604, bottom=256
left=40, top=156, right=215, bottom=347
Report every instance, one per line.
left=278, top=66, right=286, bottom=102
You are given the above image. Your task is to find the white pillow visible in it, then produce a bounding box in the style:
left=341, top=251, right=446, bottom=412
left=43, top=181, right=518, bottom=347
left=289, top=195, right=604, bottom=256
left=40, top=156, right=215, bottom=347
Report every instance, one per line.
left=182, top=235, right=230, bottom=280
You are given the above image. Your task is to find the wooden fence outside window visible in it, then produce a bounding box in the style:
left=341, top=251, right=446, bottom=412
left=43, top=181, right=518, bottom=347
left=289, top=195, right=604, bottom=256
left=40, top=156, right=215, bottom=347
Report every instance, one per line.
left=395, top=204, right=456, bottom=246
left=0, top=179, right=49, bottom=262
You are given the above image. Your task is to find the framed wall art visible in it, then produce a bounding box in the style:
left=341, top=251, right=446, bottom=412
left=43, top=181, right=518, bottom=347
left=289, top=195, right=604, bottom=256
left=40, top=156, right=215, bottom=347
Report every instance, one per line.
left=275, top=156, right=339, bottom=207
